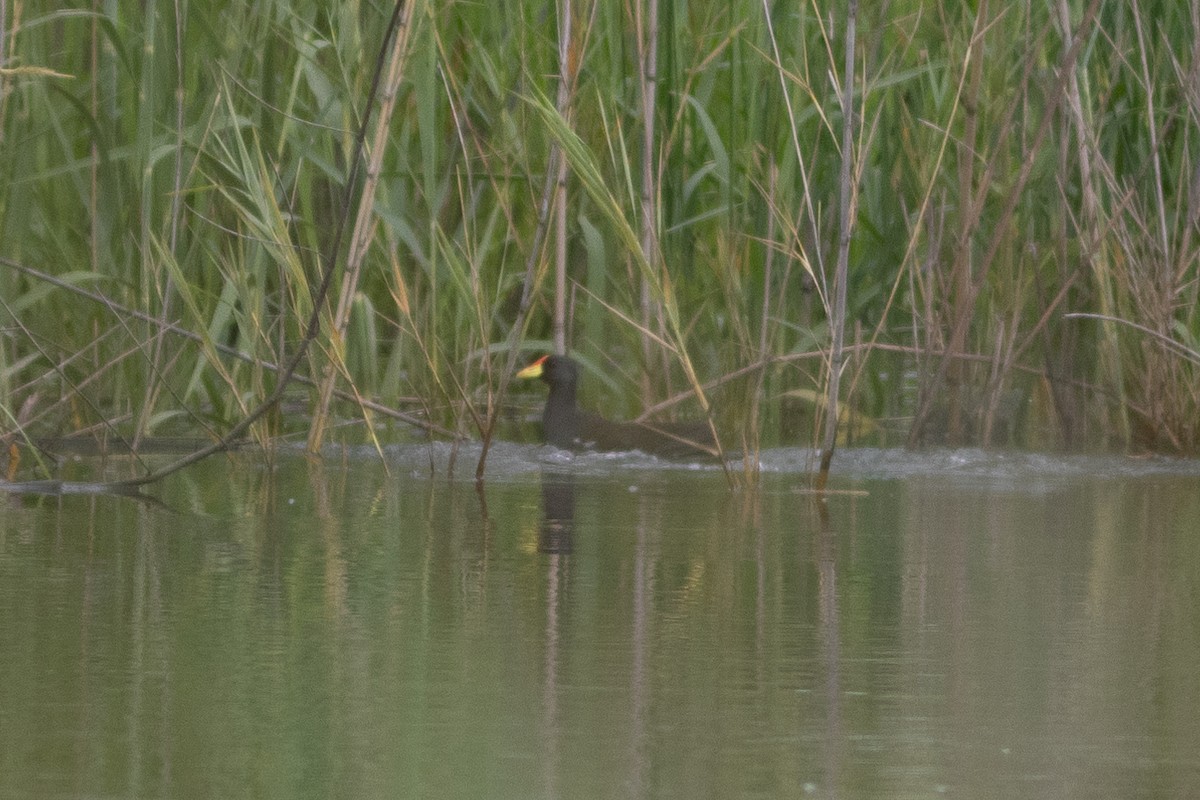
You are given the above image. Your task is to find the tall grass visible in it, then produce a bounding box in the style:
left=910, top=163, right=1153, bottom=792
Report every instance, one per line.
left=2, top=0, right=1200, bottom=484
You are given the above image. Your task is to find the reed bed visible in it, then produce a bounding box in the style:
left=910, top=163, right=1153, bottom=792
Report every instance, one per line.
left=2, top=0, right=1199, bottom=484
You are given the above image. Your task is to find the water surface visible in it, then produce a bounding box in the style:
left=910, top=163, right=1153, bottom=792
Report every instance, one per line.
left=2, top=446, right=1198, bottom=798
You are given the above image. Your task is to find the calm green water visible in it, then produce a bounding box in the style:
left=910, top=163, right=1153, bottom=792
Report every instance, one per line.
left=2, top=446, right=1199, bottom=799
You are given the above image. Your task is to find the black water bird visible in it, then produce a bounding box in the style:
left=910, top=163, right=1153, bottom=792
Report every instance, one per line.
left=517, top=354, right=718, bottom=459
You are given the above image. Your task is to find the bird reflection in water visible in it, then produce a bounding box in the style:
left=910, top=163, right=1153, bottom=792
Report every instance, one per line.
left=539, top=470, right=575, bottom=554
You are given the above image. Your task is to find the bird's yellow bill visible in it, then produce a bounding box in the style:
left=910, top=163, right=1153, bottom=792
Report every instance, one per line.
left=516, top=355, right=548, bottom=379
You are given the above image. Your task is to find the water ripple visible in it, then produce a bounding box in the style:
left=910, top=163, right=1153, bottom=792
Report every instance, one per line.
left=321, top=441, right=1200, bottom=486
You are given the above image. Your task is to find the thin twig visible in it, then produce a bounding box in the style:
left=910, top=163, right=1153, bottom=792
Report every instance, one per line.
left=1064, top=312, right=1200, bottom=365
left=0, top=256, right=453, bottom=438
left=816, top=0, right=857, bottom=491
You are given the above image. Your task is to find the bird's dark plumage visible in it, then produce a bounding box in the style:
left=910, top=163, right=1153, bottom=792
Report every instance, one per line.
left=517, top=354, right=718, bottom=458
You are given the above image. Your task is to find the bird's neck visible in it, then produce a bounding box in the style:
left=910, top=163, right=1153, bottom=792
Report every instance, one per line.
left=552, top=381, right=576, bottom=407
left=543, top=381, right=580, bottom=447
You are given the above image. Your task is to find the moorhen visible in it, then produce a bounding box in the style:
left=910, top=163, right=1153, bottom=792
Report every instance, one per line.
left=517, top=354, right=718, bottom=459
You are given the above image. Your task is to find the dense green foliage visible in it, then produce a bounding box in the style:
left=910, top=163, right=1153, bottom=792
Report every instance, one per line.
left=2, top=0, right=1199, bottom=472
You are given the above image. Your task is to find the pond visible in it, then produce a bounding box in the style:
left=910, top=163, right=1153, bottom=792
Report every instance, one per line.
left=1, top=446, right=1199, bottom=799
